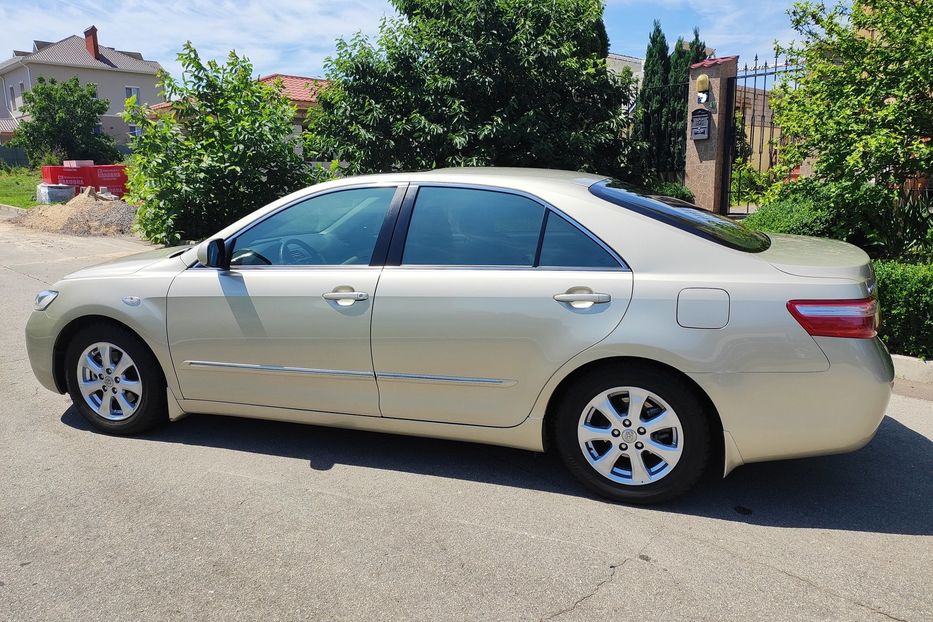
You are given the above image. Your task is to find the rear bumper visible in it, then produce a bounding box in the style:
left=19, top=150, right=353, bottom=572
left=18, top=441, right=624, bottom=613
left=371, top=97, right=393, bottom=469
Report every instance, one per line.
left=692, top=337, right=893, bottom=468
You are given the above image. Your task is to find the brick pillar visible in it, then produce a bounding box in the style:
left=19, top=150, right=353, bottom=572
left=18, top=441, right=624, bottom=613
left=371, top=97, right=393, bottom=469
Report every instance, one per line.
left=684, top=56, right=738, bottom=214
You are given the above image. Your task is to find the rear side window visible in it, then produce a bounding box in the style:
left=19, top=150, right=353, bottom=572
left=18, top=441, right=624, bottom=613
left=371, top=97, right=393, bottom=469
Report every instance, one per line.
left=589, top=179, right=771, bottom=253
left=538, top=213, right=620, bottom=269
left=403, top=187, right=545, bottom=266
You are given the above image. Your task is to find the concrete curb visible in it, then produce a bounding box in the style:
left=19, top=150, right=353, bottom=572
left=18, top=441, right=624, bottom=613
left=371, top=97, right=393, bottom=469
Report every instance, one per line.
left=893, top=354, right=933, bottom=385
left=0, top=203, right=26, bottom=217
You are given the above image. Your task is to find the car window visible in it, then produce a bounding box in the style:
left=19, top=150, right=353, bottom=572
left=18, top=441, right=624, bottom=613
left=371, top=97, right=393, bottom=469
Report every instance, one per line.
left=589, top=179, right=771, bottom=253
left=538, top=213, right=621, bottom=269
left=402, top=187, right=545, bottom=266
left=231, top=187, right=396, bottom=266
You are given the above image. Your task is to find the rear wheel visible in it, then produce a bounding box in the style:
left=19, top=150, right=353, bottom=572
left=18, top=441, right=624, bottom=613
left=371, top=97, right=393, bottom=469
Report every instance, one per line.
left=65, top=324, right=167, bottom=435
left=553, top=365, right=710, bottom=504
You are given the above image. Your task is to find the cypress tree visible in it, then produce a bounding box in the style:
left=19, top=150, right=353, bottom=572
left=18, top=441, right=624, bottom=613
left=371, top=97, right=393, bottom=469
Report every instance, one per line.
left=636, top=21, right=671, bottom=176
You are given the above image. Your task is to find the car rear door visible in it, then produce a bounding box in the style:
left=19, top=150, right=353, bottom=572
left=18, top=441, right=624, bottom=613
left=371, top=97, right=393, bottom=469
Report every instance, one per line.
left=167, top=184, right=404, bottom=417
left=370, top=184, right=633, bottom=427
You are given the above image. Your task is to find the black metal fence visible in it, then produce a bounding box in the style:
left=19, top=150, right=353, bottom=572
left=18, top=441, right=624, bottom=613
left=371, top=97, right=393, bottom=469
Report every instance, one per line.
left=724, top=52, right=800, bottom=214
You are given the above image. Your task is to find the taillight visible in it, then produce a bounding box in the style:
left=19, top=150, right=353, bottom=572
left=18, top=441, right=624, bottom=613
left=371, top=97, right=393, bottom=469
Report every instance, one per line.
left=787, top=298, right=879, bottom=339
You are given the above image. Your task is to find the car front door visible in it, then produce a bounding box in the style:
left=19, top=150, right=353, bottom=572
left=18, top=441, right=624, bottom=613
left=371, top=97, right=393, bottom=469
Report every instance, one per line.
left=370, top=185, right=633, bottom=427
left=167, top=184, right=404, bottom=416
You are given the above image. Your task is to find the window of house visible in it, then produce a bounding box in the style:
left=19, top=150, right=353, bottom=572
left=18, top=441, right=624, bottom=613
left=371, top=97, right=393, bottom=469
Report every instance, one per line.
left=402, top=187, right=545, bottom=266
left=18, top=82, right=25, bottom=97
left=9, top=86, right=15, bottom=111
left=125, top=86, right=140, bottom=101
left=93, top=124, right=102, bottom=136
left=89, top=84, right=98, bottom=99
left=127, top=125, right=141, bottom=138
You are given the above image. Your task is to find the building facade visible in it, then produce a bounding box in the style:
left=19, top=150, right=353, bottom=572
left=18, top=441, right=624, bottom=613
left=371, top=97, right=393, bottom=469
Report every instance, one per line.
left=0, top=26, right=164, bottom=146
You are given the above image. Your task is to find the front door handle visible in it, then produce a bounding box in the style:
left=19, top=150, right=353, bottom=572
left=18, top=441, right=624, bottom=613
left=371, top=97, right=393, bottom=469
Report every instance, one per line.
left=322, top=290, right=369, bottom=306
left=553, top=292, right=611, bottom=304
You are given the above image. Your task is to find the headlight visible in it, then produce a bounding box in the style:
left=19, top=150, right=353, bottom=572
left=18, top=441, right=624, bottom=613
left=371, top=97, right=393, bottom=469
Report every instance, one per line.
left=34, top=290, right=59, bottom=311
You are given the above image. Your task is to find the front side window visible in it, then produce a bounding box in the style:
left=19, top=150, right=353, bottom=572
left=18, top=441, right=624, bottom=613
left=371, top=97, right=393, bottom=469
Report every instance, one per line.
left=125, top=86, right=140, bottom=101
left=402, top=187, right=545, bottom=266
left=231, top=187, right=396, bottom=266
left=9, top=86, right=15, bottom=111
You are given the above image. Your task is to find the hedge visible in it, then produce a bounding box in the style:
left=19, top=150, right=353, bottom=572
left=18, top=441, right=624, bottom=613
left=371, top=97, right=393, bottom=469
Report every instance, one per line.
left=873, top=261, right=933, bottom=360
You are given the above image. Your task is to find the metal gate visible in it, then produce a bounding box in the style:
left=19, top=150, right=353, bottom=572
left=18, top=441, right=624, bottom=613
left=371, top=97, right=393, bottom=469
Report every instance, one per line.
left=723, top=53, right=799, bottom=214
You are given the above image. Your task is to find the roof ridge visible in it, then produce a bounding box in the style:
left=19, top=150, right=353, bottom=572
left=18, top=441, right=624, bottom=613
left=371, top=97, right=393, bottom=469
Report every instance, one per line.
left=259, top=73, right=328, bottom=81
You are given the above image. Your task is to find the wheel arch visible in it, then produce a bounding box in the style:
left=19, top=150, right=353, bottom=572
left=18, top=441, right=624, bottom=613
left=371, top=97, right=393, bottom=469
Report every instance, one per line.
left=542, top=356, right=725, bottom=474
left=52, top=315, right=162, bottom=394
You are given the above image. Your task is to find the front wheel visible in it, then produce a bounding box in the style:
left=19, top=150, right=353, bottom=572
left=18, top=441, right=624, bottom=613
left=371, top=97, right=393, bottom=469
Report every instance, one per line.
left=65, top=324, right=168, bottom=435
left=553, top=365, right=711, bottom=504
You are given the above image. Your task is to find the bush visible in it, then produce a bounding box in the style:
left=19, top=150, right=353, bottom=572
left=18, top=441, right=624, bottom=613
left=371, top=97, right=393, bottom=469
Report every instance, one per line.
left=743, top=178, right=837, bottom=238
left=125, top=44, right=310, bottom=244
left=873, top=261, right=933, bottom=360
left=647, top=180, right=694, bottom=202
left=729, top=161, right=770, bottom=206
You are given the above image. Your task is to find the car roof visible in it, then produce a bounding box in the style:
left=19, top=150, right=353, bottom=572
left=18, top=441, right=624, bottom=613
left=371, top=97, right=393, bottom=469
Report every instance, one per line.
left=328, top=167, right=608, bottom=194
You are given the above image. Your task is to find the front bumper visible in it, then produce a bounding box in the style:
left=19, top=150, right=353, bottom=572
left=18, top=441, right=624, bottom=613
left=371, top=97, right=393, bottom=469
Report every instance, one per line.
left=692, top=337, right=894, bottom=467
left=26, top=310, right=62, bottom=393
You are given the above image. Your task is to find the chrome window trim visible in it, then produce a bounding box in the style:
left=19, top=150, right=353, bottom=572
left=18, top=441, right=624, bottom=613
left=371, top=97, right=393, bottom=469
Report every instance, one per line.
left=397, top=181, right=629, bottom=271
left=213, top=264, right=382, bottom=272
left=382, top=265, right=623, bottom=272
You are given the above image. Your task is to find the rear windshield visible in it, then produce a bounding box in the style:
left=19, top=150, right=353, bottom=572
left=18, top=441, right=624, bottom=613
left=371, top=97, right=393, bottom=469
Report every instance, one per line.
left=589, top=179, right=771, bottom=253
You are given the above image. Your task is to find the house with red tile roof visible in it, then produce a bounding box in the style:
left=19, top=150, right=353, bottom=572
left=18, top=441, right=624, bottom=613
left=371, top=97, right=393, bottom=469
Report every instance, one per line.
left=0, top=26, right=164, bottom=145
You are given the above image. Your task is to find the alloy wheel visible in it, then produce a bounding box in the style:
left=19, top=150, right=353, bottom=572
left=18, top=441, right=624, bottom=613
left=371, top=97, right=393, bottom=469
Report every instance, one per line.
left=76, top=342, right=143, bottom=422
left=577, top=386, right=684, bottom=485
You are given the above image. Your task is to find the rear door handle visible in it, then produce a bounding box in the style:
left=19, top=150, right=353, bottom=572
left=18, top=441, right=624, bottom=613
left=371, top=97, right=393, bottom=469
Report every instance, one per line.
left=553, top=293, right=611, bottom=304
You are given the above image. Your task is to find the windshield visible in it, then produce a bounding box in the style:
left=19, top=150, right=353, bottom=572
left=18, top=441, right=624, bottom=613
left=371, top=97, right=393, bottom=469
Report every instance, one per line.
left=589, top=179, right=771, bottom=253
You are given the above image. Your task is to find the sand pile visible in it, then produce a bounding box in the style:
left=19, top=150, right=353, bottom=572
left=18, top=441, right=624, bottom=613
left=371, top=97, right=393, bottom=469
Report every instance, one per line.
left=14, top=187, right=138, bottom=236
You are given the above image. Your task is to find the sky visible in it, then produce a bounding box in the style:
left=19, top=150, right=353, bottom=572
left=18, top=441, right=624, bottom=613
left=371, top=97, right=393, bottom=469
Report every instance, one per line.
left=0, top=0, right=798, bottom=79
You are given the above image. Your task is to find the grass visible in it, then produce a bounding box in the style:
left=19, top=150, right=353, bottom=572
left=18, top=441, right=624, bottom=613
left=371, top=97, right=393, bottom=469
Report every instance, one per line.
left=0, top=167, right=42, bottom=208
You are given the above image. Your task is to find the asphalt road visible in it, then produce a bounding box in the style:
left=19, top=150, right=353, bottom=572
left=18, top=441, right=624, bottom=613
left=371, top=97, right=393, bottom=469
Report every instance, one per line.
left=1, top=218, right=930, bottom=622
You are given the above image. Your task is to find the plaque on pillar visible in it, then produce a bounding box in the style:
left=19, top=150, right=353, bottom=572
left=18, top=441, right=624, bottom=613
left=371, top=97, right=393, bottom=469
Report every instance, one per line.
left=690, top=109, right=711, bottom=141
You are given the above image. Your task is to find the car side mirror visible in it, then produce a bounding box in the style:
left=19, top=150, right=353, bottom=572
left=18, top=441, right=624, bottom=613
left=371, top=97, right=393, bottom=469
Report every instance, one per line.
left=197, top=238, right=228, bottom=269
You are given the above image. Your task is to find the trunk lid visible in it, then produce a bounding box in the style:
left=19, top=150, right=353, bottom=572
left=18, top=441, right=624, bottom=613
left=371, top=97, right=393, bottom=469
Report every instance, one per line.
left=760, top=233, right=873, bottom=283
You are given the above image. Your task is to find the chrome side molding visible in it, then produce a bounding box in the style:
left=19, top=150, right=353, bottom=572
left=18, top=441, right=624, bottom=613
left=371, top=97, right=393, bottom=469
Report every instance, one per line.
left=183, top=360, right=374, bottom=379
left=376, top=371, right=516, bottom=387
left=183, top=360, right=515, bottom=387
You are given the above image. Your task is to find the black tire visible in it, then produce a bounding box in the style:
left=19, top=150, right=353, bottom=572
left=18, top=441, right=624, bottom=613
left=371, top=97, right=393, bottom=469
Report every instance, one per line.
left=552, top=364, right=711, bottom=504
left=65, top=323, right=168, bottom=435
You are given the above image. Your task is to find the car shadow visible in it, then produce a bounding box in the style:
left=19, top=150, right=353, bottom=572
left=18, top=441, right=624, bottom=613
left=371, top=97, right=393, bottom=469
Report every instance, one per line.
left=61, top=408, right=932, bottom=536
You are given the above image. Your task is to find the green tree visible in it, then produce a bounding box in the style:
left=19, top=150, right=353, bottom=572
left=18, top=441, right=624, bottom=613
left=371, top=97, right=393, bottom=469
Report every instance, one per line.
left=774, top=0, right=933, bottom=194
left=10, top=76, right=120, bottom=166
left=124, top=43, right=309, bottom=244
left=635, top=21, right=671, bottom=175
left=306, top=0, right=636, bottom=177
left=771, top=0, right=933, bottom=257
left=667, top=28, right=707, bottom=174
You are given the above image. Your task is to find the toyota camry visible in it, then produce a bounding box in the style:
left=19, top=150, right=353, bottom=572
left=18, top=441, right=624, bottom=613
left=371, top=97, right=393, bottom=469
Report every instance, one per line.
left=25, top=168, right=894, bottom=503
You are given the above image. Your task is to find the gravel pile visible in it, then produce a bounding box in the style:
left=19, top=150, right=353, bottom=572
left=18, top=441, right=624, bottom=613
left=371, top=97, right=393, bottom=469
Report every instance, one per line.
left=14, top=187, right=138, bottom=236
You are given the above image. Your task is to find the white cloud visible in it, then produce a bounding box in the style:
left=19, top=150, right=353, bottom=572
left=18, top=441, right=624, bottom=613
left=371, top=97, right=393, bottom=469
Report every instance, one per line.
left=0, top=0, right=395, bottom=78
